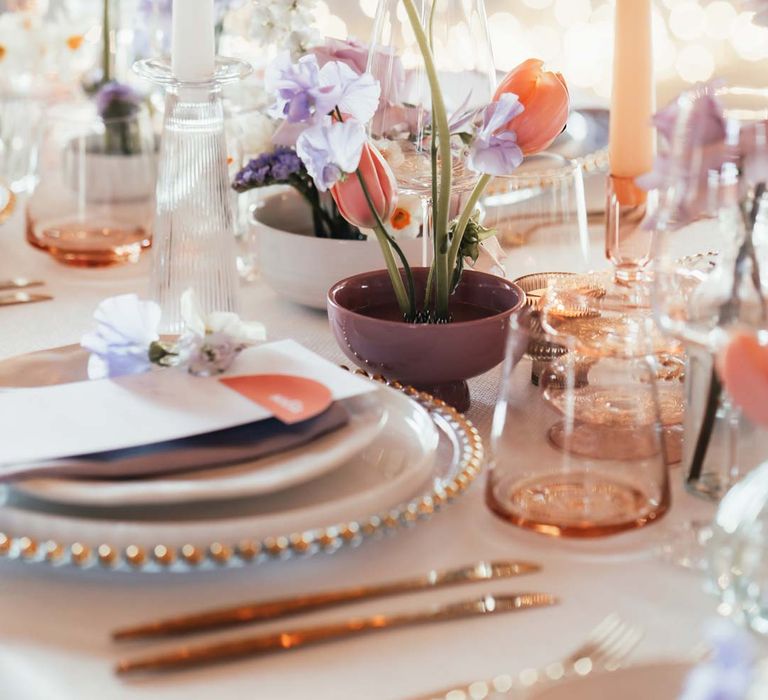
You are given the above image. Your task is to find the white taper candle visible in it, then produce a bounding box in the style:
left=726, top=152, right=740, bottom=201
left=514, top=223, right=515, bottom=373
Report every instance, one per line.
left=171, top=0, right=215, bottom=82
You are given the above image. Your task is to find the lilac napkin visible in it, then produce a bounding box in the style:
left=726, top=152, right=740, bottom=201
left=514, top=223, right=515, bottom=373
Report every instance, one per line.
left=2, top=403, right=348, bottom=482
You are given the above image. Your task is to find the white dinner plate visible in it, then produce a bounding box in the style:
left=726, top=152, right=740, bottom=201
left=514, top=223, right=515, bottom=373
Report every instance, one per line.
left=0, top=383, right=440, bottom=547
left=12, top=393, right=388, bottom=507
left=527, top=661, right=692, bottom=700
left=0, top=345, right=481, bottom=572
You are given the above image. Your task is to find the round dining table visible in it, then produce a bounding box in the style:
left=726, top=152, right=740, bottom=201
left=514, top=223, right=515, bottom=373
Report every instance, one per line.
left=0, top=200, right=752, bottom=700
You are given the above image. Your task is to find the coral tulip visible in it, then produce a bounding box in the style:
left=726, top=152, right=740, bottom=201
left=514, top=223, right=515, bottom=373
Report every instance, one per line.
left=493, top=58, right=570, bottom=156
left=331, top=142, right=398, bottom=230
left=719, top=332, right=768, bottom=428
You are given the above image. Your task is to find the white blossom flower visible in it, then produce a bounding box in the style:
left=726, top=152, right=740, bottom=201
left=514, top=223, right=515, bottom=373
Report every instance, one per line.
left=81, top=294, right=161, bottom=380
left=178, top=290, right=266, bottom=376
left=387, top=193, right=422, bottom=240
left=248, top=0, right=321, bottom=56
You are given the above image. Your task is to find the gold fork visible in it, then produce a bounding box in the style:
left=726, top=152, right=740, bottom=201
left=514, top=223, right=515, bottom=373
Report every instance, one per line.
left=410, top=614, right=643, bottom=699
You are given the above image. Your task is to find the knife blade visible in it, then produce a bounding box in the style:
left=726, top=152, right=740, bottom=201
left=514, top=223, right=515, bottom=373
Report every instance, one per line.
left=113, top=560, right=541, bottom=641
left=0, top=292, right=52, bottom=306
left=115, top=593, right=558, bottom=675
left=0, top=279, right=44, bottom=292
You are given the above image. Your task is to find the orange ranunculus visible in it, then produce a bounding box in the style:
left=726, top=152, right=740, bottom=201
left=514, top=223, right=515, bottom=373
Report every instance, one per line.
left=331, top=142, right=398, bottom=230
left=719, top=332, right=768, bottom=428
left=493, top=58, right=570, bottom=156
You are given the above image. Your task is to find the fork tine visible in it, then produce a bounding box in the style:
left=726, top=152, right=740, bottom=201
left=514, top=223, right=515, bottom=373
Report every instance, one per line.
left=601, top=627, right=644, bottom=672
left=564, top=614, right=622, bottom=664
left=589, top=622, right=643, bottom=670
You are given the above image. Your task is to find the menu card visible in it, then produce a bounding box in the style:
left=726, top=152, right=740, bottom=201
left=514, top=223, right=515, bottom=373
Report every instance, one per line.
left=0, top=340, right=374, bottom=466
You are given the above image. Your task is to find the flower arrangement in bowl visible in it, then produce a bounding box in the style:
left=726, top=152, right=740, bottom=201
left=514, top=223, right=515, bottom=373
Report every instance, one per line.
left=232, top=37, right=424, bottom=309
left=238, top=1, right=569, bottom=406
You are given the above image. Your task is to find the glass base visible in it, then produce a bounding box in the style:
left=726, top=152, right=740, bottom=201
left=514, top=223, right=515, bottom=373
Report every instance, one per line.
left=27, top=216, right=151, bottom=267
left=486, top=471, right=669, bottom=538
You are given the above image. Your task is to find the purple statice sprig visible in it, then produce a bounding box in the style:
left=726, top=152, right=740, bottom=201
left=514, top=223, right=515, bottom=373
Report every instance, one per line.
left=233, top=146, right=304, bottom=192
left=233, top=146, right=364, bottom=240
left=95, top=81, right=144, bottom=120
left=93, top=81, right=147, bottom=156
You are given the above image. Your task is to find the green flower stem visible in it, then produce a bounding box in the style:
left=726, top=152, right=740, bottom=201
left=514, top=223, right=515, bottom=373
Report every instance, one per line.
left=102, top=0, right=111, bottom=83
left=447, top=173, right=492, bottom=276
left=423, top=141, right=439, bottom=310
left=354, top=169, right=416, bottom=319
left=428, top=0, right=438, bottom=50
left=402, top=0, right=452, bottom=319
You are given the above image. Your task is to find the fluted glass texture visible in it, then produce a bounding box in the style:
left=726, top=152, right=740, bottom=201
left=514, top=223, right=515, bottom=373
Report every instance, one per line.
left=153, top=89, right=238, bottom=333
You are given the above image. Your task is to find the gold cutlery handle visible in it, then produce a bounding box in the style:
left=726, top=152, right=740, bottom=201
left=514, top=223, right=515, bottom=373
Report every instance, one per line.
left=113, top=560, right=540, bottom=640
left=115, top=594, right=557, bottom=676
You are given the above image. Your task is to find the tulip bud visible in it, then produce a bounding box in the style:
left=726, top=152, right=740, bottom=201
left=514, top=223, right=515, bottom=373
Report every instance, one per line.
left=494, top=58, right=570, bottom=156
left=331, top=142, right=398, bottom=230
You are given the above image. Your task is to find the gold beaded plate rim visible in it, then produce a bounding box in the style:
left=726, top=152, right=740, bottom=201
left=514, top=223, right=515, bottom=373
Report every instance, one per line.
left=0, top=373, right=483, bottom=574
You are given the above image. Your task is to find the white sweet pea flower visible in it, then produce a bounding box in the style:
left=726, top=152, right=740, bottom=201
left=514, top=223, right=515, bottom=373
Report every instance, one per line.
left=81, top=294, right=161, bottom=379
left=178, top=290, right=266, bottom=376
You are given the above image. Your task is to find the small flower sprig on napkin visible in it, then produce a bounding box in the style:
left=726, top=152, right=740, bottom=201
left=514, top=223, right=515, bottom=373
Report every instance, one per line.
left=81, top=291, right=265, bottom=380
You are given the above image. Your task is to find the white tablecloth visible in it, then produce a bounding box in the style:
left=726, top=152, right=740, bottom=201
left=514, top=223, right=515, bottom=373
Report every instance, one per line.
left=0, top=202, right=749, bottom=700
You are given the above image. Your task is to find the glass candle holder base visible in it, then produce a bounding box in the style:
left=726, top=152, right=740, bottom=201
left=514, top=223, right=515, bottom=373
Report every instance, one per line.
left=605, top=174, right=657, bottom=286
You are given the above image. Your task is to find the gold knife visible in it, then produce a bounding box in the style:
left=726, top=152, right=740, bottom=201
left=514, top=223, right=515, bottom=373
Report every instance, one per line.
left=115, top=593, right=557, bottom=676
left=0, top=279, right=44, bottom=291
left=113, top=560, right=540, bottom=641
left=0, top=291, right=52, bottom=306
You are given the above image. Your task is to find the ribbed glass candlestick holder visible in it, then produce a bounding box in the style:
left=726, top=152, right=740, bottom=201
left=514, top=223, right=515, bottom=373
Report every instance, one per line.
left=134, top=57, right=252, bottom=332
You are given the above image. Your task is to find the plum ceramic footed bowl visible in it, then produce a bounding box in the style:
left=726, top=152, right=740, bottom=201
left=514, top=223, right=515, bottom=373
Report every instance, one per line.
left=327, top=268, right=526, bottom=412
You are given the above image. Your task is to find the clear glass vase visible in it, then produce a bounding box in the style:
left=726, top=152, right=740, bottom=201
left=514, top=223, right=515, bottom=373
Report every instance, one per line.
left=368, top=0, right=495, bottom=197
left=134, top=57, right=251, bottom=333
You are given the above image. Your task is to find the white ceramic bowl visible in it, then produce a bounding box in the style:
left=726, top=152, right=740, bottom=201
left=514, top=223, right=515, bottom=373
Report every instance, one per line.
left=253, top=190, right=424, bottom=310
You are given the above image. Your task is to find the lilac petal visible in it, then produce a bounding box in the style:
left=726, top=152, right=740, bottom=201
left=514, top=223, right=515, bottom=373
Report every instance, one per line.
left=266, top=52, right=324, bottom=124
left=81, top=294, right=160, bottom=379
left=481, top=93, right=524, bottom=138
left=296, top=119, right=366, bottom=191
left=468, top=131, right=523, bottom=176
left=318, top=60, right=380, bottom=123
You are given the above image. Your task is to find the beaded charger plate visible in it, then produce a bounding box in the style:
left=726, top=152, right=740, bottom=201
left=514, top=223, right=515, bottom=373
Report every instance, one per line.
left=0, top=346, right=483, bottom=574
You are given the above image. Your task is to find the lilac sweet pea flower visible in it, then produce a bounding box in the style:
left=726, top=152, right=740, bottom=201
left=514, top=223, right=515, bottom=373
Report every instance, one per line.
left=266, top=52, right=337, bottom=123
left=318, top=60, right=380, bottom=124
left=467, top=93, right=525, bottom=176
left=296, top=118, right=366, bottom=191
left=638, top=82, right=726, bottom=193
left=81, top=294, right=161, bottom=379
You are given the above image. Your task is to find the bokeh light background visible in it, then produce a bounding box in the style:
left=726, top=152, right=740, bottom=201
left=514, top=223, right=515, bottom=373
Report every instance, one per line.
left=319, top=0, right=764, bottom=105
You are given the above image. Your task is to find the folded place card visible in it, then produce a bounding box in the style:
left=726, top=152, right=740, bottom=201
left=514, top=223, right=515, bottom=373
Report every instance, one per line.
left=0, top=340, right=374, bottom=466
